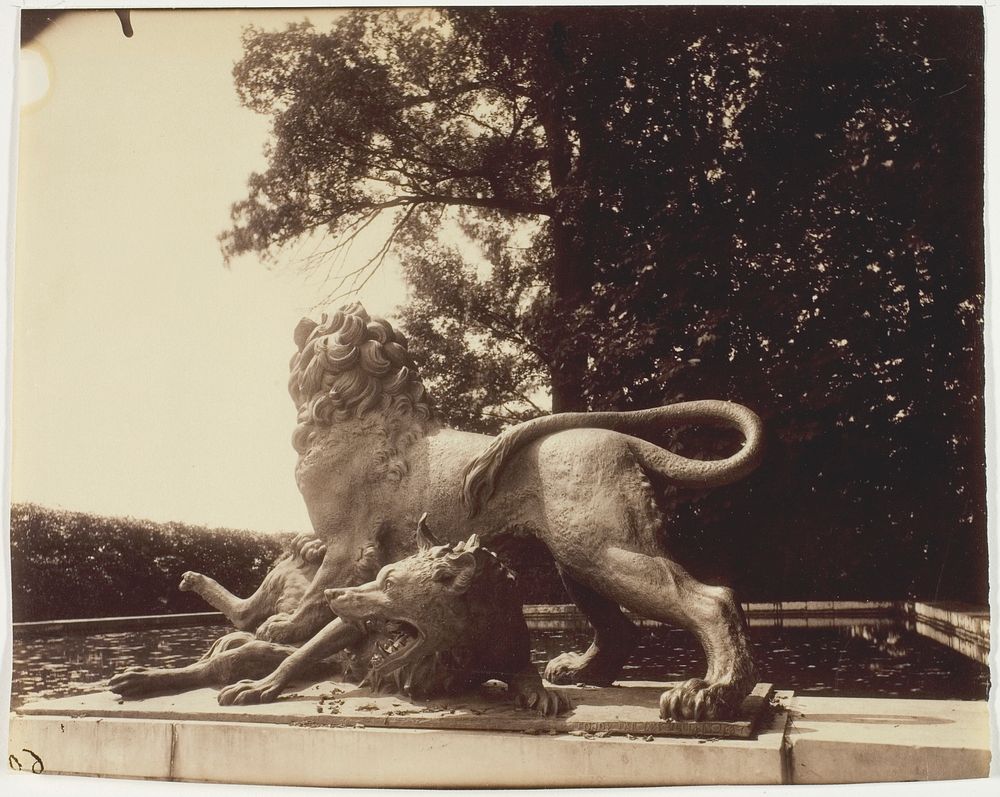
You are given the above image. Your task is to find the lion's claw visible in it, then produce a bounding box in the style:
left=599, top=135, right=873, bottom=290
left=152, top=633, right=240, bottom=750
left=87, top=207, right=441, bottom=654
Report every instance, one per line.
left=109, top=666, right=169, bottom=697
left=659, top=678, right=734, bottom=721
left=291, top=532, right=313, bottom=549
left=217, top=678, right=284, bottom=706
left=255, top=613, right=297, bottom=643
left=108, top=667, right=147, bottom=695
left=291, top=534, right=327, bottom=564
left=514, top=683, right=572, bottom=716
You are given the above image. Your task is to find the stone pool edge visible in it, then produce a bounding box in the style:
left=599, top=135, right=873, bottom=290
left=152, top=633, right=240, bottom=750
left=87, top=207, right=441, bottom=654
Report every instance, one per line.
left=14, top=600, right=988, bottom=667
left=13, top=600, right=908, bottom=637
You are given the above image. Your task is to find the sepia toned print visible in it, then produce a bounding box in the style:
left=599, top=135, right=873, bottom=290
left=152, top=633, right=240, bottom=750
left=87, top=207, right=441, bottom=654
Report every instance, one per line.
left=5, top=5, right=991, bottom=789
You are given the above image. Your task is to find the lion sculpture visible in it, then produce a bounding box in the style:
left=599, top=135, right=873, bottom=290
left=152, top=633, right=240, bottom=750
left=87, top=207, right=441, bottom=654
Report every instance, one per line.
left=210, top=301, right=763, bottom=721
left=110, top=517, right=568, bottom=716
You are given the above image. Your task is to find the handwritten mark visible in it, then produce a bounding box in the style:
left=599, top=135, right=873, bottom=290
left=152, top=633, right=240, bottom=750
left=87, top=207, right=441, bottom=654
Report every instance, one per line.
left=8, top=749, right=44, bottom=773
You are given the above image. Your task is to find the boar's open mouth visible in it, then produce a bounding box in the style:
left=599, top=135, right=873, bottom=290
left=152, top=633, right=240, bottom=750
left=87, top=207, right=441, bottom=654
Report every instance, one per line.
left=366, top=619, right=425, bottom=673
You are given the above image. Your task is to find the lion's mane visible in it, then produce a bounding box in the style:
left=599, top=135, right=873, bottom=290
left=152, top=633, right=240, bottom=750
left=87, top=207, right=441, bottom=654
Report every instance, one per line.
left=288, top=302, right=436, bottom=476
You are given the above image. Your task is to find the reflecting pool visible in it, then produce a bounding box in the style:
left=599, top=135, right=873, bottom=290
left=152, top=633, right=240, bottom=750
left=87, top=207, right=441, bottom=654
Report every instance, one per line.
left=10, top=620, right=988, bottom=709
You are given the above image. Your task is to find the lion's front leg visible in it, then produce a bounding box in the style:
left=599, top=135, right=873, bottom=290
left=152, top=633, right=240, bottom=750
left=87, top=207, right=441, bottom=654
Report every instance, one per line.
left=109, top=633, right=298, bottom=698
left=567, top=545, right=757, bottom=721
left=220, top=617, right=363, bottom=705
left=657, top=592, right=757, bottom=721
left=109, top=663, right=208, bottom=698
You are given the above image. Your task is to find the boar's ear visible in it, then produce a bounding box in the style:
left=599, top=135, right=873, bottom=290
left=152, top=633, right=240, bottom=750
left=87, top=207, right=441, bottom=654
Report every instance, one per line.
left=432, top=551, right=477, bottom=594
left=416, top=513, right=440, bottom=552
left=450, top=552, right=478, bottom=594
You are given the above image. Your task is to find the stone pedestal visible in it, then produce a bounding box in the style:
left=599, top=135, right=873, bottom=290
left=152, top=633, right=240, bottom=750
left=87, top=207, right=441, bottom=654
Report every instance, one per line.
left=7, top=681, right=991, bottom=787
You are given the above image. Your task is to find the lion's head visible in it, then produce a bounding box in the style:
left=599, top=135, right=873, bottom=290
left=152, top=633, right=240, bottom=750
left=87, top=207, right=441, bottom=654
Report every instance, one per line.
left=288, top=302, right=436, bottom=455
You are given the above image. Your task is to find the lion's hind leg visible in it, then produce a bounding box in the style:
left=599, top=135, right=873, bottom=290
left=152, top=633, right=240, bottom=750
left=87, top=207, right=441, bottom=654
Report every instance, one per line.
left=220, top=617, right=363, bottom=705
left=585, top=547, right=756, bottom=721
left=180, top=569, right=280, bottom=632
left=544, top=569, right=641, bottom=687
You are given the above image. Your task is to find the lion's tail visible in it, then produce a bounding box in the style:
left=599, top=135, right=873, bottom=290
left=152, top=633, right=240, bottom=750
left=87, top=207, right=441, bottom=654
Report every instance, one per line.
left=461, top=400, right=764, bottom=517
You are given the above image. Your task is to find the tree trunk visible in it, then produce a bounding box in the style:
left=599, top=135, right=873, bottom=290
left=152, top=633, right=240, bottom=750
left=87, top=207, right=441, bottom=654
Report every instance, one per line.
left=549, top=221, right=590, bottom=414
left=535, top=18, right=592, bottom=414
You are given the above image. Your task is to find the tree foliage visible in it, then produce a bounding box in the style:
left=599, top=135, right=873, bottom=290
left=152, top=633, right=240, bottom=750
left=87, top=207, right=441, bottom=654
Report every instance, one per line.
left=222, top=8, right=631, bottom=411
left=224, top=7, right=985, bottom=602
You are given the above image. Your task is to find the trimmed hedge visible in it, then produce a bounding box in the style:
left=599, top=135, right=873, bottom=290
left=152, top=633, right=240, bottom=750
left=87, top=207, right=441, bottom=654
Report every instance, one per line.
left=8, top=504, right=570, bottom=622
left=9, top=503, right=290, bottom=622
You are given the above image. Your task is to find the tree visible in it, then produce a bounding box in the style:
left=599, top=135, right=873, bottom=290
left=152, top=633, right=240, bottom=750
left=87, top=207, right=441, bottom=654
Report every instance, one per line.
left=223, top=7, right=986, bottom=603
left=222, top=9, right=610, bottom=411
left=563, top=7, right=985, bottom=602
left=397, top=214, right=552, bottom=433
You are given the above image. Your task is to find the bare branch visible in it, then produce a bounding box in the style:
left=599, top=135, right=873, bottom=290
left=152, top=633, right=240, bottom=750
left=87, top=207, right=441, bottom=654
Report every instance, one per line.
left=394, top=80, right=532, bottom=110
left=321, top=204, right=419, bottom=306
left=517, top=392, right=550, bottom=415
left=413, top=192, right=551, bottom=217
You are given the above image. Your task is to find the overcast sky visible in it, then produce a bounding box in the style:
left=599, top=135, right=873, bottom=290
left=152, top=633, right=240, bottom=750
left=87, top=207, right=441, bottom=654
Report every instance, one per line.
left=12, top=8, right=409, bottom=532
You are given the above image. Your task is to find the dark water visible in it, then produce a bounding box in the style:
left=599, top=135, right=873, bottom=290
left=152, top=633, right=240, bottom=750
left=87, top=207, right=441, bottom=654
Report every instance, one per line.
left=531, top=624, right=989, bottom=701
left=10, top=621, right=988, bottom=709
left=10, top=624, right=233, bottom=709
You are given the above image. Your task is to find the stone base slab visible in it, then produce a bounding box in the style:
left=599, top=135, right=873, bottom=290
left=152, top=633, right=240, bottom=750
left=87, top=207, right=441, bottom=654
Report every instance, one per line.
left=6, top=685, right=991, bottom=787
left=787, top=695, right=992, bottom=784
left=13, top=679, right=775, bottom=740
left=9, top=712, right=789, bottom=788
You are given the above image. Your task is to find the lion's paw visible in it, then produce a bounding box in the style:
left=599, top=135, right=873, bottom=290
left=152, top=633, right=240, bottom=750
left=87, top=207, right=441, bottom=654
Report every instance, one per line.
left=544, top=650, right=616, bottom=687
left=291, top=532, right=314, bottom=550
left=291, top=534, right=327, bottom=564
left=514, top=683, right=572, bottom=717
left=217, top=677, right=285, bottom=706
left=108, top=666, right=166, bottom=697
left=178, top=571, right=206, bottom=592
left=255, top=613, right=300, bottom=643
left=659, top=678, right=736, bottom=721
